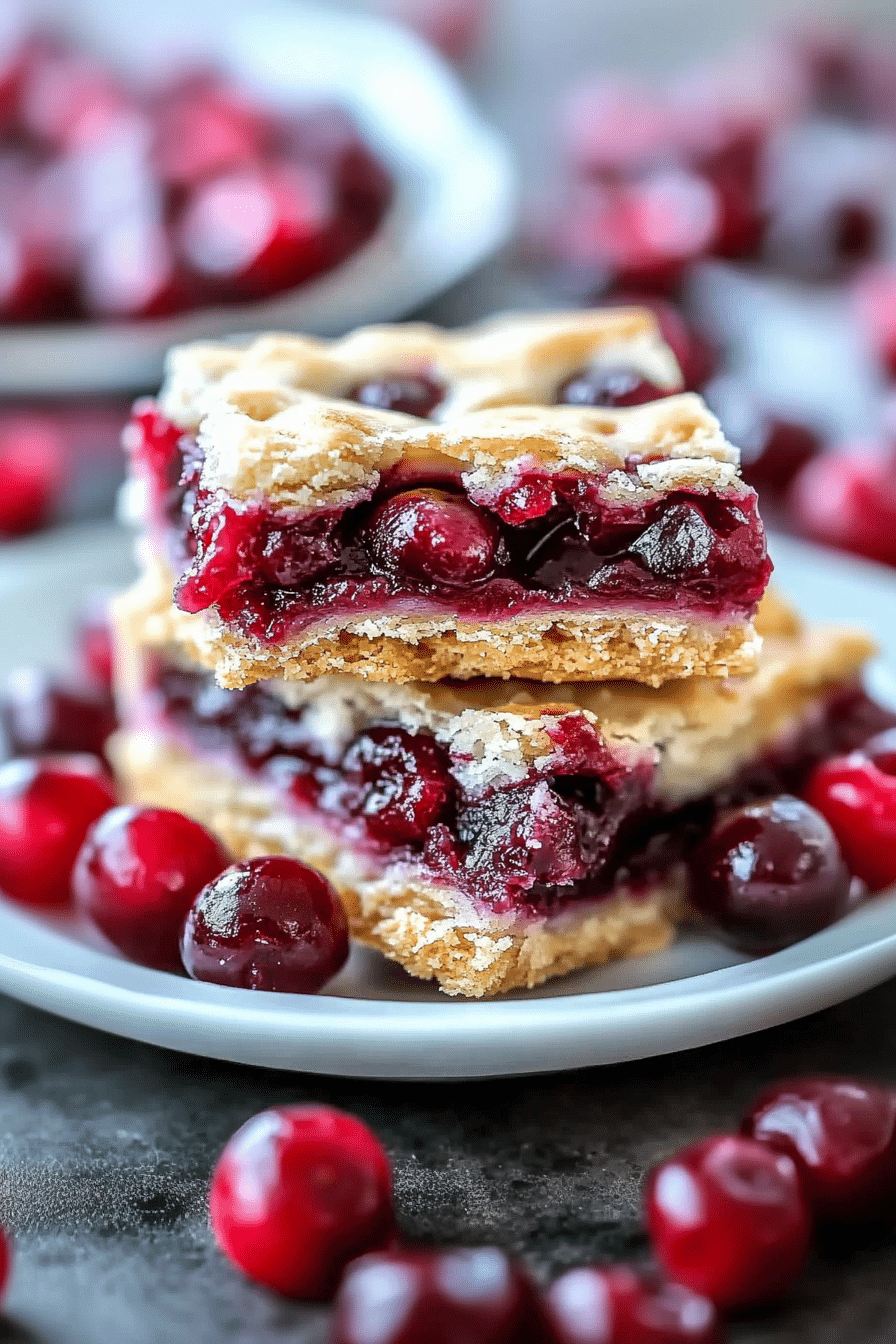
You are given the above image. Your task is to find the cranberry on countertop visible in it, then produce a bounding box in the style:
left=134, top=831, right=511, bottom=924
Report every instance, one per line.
left=805, top=731, right=896, bottom=891
left=332, top=1246, right=542, bottom=1344
left=350, top=374, right=445, bottom=418
left=688, top=795, right=853, bottom=955
left=0, top=755, right=115, bottom=906
left=210, top=1103, right=394, bottom=1298
left=73, top=806, right=231, bottom=972
left=543, top=1264, right=722, bottom=1344
left=790, top=448, right=896, bottom=569
left=180, top=855, right=349, bottom=993
left=365, top=487, right=500, bottom=589
left=556, top=367, right=672, bottom=408
left=645, top=1133, right=811, bottom=1310
left=743, top=1075, right=896, bottom=1222
left=0, top=665, right=116, bottom=760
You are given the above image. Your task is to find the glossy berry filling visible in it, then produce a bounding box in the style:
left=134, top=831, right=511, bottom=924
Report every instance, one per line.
left=743, top=1074, right=896, bottom=1222
left=131, top=404, right=771, bottom=641
left=209, top=1103, right=394, bottom=1298
left=151, top=659, right=890, bottom=922
left=645, top=1134, right=811, bottom=1309
left=332, top=1246, right=540, bottom=1344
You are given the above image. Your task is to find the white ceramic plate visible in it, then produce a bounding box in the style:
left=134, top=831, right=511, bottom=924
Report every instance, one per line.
left=0, top=0, right=515, bottom=395
left=1, top=522, right=895, bottom=1079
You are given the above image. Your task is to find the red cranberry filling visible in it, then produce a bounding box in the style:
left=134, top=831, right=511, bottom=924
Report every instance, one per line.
left=209, top=1103, right=394, bottom=1298
left=153, top=660, right=889, bottom=921
left=131, top=407, right=771, bottom=638
left=556, top=366, right=672, bottom=407
left=350, top=374, right=445, bottom=418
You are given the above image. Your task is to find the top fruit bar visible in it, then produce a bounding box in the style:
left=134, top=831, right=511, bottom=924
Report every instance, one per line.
left=124, top=309, right=771, bottom=689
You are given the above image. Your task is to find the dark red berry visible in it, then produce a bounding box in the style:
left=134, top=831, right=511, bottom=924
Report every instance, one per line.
left=0, top=666, right=116, bottom=760
left=0, top=415, right=64, bottom=535
left=332, top=1246, right=539, bottom=1344
left=209, top=1103, right=394, bottom=1298
left=790, top=450, right=896, bottom=568
left=73, top=806, right=230, bottom=972
left=180, top=855, right=349, bottom=992
left=557, top=367, right=668, bottom=408
left=645, top=1134, right=811, bottom=1309
left=365, top=488, right=499, bottom=587
left=544, top=1264, right=721, bottom=1344
left=350, top=375, right=445, bottom=418
left=0, top=755, right=115, bottom=907
left=805, top=739, right=896, bottom=891
left=688, top=795, right=853, bottom=954
left=339, top=726, right=453, bottom=845
left=743, top=1075, right=896, bottom=1221
left=178, top=162, right=338, bottom=300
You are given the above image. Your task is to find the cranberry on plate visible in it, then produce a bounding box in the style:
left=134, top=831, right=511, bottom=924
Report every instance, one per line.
left=789, top=448, right=896, bottom=569
left=0, top=665, right=116, bottom=760
left=805, top=731, right=896, bottom=891
left=644, top=1133, right=811, bottom=1309
left=0, top=414, right=65, bottom=536
left=73, top=805, right=230, bottom=971
left=180, top=854, right=349, bottom=992
left=0, top=755, right=115, bottom=906
left=687, top=795, right=853, bottom=954
left=210, top=1103, right=394, bottom=1298
left=543, top=1264, right=721, bottom=1344
left=743, top=1075, right=896, bottom=1221
left=332, top=1246, right=540, bottom=1344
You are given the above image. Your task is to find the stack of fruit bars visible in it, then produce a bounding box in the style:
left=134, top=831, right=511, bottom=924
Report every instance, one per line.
left=111, top=309, right=886, bottom=996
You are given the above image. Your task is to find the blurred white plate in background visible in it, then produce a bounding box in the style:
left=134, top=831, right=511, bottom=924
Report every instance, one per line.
left=0, top=0, right=515, bottom=395
left=0, top=523, right=892, bottom=1078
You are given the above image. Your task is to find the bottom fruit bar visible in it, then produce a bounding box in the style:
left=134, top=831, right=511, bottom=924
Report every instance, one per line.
left=111, top=582, right=884, bottom=997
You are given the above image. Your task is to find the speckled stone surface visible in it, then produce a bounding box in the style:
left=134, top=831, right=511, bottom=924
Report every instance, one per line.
left=1, top=978, right=896, bottom=1343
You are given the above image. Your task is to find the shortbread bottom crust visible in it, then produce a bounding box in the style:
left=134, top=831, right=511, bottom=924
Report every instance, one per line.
left=111, top=728, right=681, bottom=998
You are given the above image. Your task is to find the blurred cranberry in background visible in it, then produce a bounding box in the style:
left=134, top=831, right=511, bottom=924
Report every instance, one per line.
left=387, top=0, right=490, bottom=64
left=150, top=73, right=269, bottom=190
left=0, top=414, right=64, bottom=536
left=703, top=377, right=822, bottom=501
left=79, top=208, right=194, bottom=320
left=610, top=295, right=717, bottom=390
left=790, top=446, right=896, bottom=568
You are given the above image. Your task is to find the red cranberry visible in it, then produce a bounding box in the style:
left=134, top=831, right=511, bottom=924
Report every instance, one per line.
left=805, top=738, right=896, bottom=891
left=339, top=726, right=454, bottom=845
left=79, top=209, right=190, bottom=320
left=73, top=806, right=230, bottom=972
left=209, top=1103, right=394, bottom=1298
left=688, top=795, right=852, bottom=954
left=18, top=48, right=129, bottom=151
left=332, top=1246, right=539, bottom=1344
left=557, top=367, right=669, bottom=408
left=790, top=449, right=896, bottom=568
left=366, top=488, right=499, bottom=588
left=743, top=1075, right=896, bottom=1221
left=544, top=1264, right=721, bottom=1344
left=0, top=755, right=115, bottom=907
left=350, top=375, right=445, bottom=418
left=151, top=80, right=267, bottom=188
left=645, top=1134, right=810, bottom=1309
left=0, top=666, right=116, bottom=760
left=0, top=414, right=64, bottom=534
left=178, top=162, right=338, bottom=300
left=75, top=592, right=115, bottom=692
left=180, top=855, right=349, bottom=992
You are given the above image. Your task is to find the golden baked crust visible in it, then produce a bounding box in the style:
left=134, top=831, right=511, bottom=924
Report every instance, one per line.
left=111, top=727, right=680, bottom=998
left=158, top=308, right=684, bottom=431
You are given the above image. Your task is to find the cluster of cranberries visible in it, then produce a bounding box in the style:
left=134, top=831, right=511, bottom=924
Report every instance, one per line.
left=195, top=1068, right=896, bottom=1342
left=0, top=17, right=391, bottom=323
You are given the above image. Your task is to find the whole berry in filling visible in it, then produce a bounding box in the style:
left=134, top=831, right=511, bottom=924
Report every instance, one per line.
left=209, top=1103, right=394, bottom=1298
left=644, top=1133, right=811, bottom=1309
left=743, top=1075, right=896, bottom=1222
left=544, top=1264, right=721, bottom=1344
left=0, top=756, right=116, bottom=907
left=0, top=666, right=116, bottom=760
left=804, top=732, right=896, bottom=892
left=180, top=855, right=349, bottom=992
left=73, top=806, right=231, bottom=972
left=331, top=1246, right=539, bottom=1344
left=338, top=725, right=454, bottom=846
left=556, top=366, right=669, bottom=407
left=365, top=488, right=500, bottom=588
left=350, top=374, right=445, bottom=418
left=687, top=794, right=853, bottom=954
